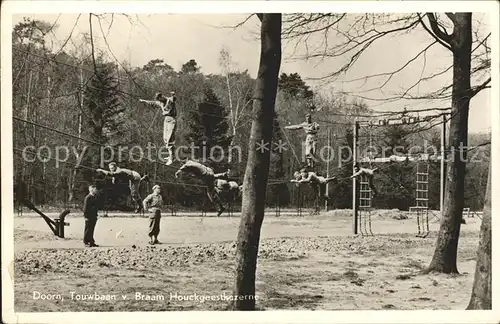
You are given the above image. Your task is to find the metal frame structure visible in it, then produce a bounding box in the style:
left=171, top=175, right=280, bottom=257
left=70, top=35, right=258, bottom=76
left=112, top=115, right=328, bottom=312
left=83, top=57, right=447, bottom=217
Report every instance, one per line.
left=413, top=160, right=430, bottom=237
left=359, top=173, right=374, bottom=236
left=352, top=113, right=448, bottom=235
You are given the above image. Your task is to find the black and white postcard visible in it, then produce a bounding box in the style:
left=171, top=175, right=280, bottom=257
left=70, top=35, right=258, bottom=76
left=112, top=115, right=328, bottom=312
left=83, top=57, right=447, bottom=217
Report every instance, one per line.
left=2, top=1, right=499, bottom=323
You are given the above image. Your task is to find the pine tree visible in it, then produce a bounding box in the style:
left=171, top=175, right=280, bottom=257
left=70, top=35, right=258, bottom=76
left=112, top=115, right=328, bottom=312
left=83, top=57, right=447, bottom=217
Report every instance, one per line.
left=278, top=72, right=313, bottom=99
left=266, top=115, right=290, bottom=207
left=186, top=84, right=232, bottom=169
left=78, top=62, right=125, bottom=207
left=183, top=84, right=233, bottom=209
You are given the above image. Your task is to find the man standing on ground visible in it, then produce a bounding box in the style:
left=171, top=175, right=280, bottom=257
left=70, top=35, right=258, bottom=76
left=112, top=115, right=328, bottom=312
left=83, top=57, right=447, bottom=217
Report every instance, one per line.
left=143, top=185, right=164, bottom=245
left=83, top=185, right=100, bottom=247
left=139, top=92, right=177, bottom=165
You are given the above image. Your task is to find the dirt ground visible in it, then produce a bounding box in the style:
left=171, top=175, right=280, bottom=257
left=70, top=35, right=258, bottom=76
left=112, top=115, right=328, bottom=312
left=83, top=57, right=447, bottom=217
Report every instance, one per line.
left=12, top=209, right=482, bottom=311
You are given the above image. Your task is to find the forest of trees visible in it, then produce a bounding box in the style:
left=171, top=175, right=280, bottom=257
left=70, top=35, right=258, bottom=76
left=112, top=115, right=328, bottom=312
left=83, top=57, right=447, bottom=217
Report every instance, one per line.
left=12, top=17, right=490, bottom=214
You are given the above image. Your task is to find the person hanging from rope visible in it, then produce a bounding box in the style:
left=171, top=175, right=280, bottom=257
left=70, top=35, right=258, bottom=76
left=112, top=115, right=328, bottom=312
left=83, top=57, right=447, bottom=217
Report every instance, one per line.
left=290, top=168, right=336, bottom=203
left=174, top=160, right=231, bottom=216
left=96, top=162, right=149, bottom=213
left=388, top=154, right=410, bottom=163
left=350, top=163, right=379, bottom=198
left=214, top=179, right=241, bottom=199
left=139, top=91, right=177, bottom=165
left=284, top=113, right=319, bottom=168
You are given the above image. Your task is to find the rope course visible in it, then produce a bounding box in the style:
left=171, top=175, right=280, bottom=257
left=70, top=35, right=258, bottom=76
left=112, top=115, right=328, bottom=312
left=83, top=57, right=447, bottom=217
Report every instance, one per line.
left=358, top=173, right=373, bottom=236
left=351, top=110, right=450, bottom=236
left=14, top=116, right=248, bottom=219
left=413, top=159, right=430, bottom=238
left=14, top=47, right=456, bottom=125
left=15, top=44, right=488, bottom=226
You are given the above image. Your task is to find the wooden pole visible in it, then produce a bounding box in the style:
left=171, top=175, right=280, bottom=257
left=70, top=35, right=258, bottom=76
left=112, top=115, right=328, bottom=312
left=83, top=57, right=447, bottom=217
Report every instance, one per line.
left=440, top=114, right=446, bottom=219
left=353, top=121, right=359, bottom=235
left=325, top=128, right=330, bottom=211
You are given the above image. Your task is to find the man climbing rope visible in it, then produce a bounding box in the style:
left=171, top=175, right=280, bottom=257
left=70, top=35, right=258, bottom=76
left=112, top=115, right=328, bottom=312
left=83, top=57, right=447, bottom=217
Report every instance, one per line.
left=284, top=113, right=320, bottom=168
left=350, top=163, right=379, bottom=198
left=291, top=168, right=336, bottom=203
left=174, top=160, right=230, bottom=216
left=139, top=91, right=177, bottom=165
left=96, top=162, right=149, bottom=213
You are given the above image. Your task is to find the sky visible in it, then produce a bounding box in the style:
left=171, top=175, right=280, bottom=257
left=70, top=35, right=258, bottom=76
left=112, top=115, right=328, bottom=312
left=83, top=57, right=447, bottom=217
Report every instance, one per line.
left=11, top=11, right=493, bottom=134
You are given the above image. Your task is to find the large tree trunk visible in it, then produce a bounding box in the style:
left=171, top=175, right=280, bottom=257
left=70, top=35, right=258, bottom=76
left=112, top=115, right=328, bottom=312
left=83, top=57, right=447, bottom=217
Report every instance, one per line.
left=233, top=13, right=281, bottom=310
left=425, top=13, right=472, bottom=274
left=466, top=164, right=491, bottom=309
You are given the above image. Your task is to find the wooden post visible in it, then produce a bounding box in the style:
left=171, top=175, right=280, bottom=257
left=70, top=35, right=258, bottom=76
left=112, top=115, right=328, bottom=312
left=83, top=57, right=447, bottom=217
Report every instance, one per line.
left=325, top=129, right=331, bottom=211
left=352, top=121, right=359, bottom=235
left=440, top=114, right=446, bottom=219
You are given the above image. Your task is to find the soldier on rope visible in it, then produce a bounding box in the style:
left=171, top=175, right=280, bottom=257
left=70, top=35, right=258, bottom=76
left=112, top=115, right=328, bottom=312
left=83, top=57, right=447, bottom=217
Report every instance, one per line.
left=139, top=91, right=177, bottom=165
left=291, top=168, right=336, bottom=203
left=96, top=162, right=149, bottom=213
left=350, top=163, right=379, bottom=198
left=174, top=160, right=231, bottom=216
left=284, top=113, right=320, bottom=168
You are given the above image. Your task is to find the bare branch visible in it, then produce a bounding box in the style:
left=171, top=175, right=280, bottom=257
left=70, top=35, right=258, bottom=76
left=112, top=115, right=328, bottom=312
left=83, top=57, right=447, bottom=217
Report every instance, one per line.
left=425, top=13, right=453, bottom=47
left=445, top=12, right=456, bottom=23
left=467, top=141, right=491, bottom=152
left=226, top=14, right=257, bottom=29
left=282, top=13, right=346, bottom=40
left=106, top=14, right=114, bottom=38
left=470, top=77, right=491, bottom=97
left=88, top=14, right=97, bottom=72
left=53, top=14, right=82, bottom=56
left=418, top=13, right=452, bottom=51
left=341, top=40, right=437, bottom=89
left=286, top=15, right=420, bottom=82
left=95, top=15, right=150, bottom=95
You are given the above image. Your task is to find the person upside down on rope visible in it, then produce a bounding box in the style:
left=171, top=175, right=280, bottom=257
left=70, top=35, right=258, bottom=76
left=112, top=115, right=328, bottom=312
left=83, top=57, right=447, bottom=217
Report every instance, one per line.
left=139, top=91, right=177, bottom=165
left=96, top=162, right=149, bottom=213
left=290, top=168, right=336, bottom=203
left=174, top=160, right=231, bottom=216
left=350, top=163, right=379, bottom=198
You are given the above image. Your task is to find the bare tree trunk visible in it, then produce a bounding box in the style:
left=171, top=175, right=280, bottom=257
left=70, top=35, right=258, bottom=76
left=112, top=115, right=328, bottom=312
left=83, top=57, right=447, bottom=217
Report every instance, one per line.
left=233, top=13, right=281, bottom=311
left=26, top=70, right=34, bottom=201
left=466, top=164, right=491, bottom=309
left=68, top=65, right=84, bottom=204
left=425, top=13, right=472, bottom=274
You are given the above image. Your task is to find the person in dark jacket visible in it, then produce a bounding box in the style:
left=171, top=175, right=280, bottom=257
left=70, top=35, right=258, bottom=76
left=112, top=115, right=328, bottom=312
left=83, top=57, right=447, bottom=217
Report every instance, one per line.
left=83, top=185, right=100, bottom=247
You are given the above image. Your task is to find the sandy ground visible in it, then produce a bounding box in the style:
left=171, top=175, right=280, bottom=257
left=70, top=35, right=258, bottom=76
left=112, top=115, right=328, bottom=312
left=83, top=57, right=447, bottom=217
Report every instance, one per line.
left=12, top=209, right=482, bottom=311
